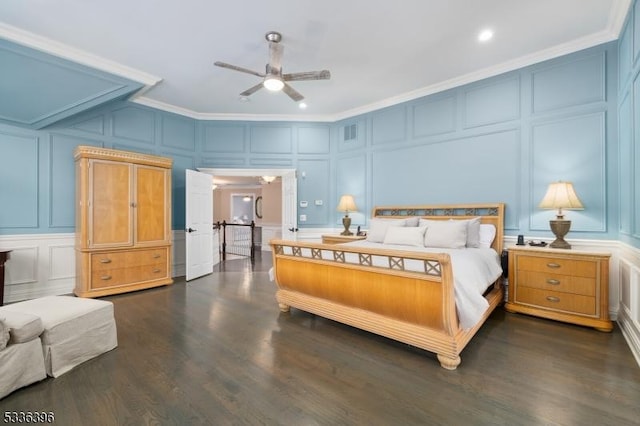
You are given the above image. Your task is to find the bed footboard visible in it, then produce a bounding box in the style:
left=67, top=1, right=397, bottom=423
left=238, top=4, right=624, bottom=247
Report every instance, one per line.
left=270, top=239, right=491, bottom=369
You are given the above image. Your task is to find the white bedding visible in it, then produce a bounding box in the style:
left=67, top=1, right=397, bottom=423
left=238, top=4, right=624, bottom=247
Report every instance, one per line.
left=342, top=240, right=502, bottom=329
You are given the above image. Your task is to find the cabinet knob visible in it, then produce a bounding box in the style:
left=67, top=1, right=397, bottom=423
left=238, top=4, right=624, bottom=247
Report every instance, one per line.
left=546, top=279, right=560, bottom=285
left=546, top=296, right=560, bottom=303
left=153, top=254, right=161, bottom=259
left=153, top=268, right=161, bottom=273
left=99, top=258, right=112, bottom=264
left=101, top=275, right=112, bottom=281
left=546, top=263, right=561, bottom=269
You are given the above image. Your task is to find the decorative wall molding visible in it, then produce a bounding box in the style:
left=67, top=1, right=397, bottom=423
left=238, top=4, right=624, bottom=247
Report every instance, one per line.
left=0, top=230, right=637, bottom=366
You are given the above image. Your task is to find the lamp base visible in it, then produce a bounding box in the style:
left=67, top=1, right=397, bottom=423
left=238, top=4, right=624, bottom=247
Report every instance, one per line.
left=341, top=215, right=353, bottom=236
left=549, top=219, right=572, bottom=249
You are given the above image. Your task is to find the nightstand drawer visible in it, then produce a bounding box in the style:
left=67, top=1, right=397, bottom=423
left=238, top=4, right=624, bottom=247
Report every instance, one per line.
left=518, top=271, right=596, bottom=296
left=517, top=256, right=596, bottom=277
left=515, top=287, right=596, bottom=316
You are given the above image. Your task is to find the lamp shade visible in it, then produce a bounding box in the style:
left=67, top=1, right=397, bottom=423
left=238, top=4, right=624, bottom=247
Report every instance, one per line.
left=337, top=195, right=358, bottom=213
left=539, top=181, right=584, bottom=212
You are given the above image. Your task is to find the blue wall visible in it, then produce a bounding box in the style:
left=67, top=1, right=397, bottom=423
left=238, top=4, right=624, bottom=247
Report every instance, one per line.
left=0, top=40, right=622, bottom=244
left=618, top=0, right=640, bottom=249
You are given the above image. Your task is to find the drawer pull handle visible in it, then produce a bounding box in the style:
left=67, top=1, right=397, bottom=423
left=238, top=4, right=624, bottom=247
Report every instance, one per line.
left=101, top=275, right=112, bottom=281
left=153, top=268, right=161, bottom=273
left=546, top=279, right=560, bottom=285
left=546, top=263, right=561, bottom=269
left=99, top=258, right=112, bottom=264
left=546, top=296, right=560, bottom=303
left=153, top=254, right=161, bottom=259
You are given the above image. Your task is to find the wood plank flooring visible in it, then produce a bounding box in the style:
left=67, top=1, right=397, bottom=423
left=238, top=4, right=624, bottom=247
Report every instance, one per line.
left=1, top=252, right=639, bottom=425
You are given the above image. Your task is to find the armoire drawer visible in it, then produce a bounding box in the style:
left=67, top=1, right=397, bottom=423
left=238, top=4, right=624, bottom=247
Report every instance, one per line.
left=91, top=248, right=168, bottom=271
left=91, top=263, right=169, bottom=289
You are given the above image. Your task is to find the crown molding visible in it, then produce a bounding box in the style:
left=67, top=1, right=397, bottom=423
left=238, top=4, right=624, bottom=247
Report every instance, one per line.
left=1, top=2, right=627, bottom=125
left=0, top=23, right=162, bottom=90
left=132, top=96, right=332, bottom=122
left=136, top=28, right=621, bottom=123
left=608, top=0, right=633, bottom=37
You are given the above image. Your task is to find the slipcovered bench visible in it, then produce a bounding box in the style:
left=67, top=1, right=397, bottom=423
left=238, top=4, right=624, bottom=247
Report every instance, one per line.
left=0, top=296, right=117, bottom=398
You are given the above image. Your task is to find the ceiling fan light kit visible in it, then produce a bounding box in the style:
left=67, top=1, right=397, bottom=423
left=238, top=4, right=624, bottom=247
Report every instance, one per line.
left=263, top=76, right=284, bottom=91
left=215, top=31, right=331, bottom=102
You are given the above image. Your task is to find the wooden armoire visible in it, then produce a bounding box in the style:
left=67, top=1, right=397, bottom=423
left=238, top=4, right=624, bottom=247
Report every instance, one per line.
left=74, top=146, right=173, bottom=297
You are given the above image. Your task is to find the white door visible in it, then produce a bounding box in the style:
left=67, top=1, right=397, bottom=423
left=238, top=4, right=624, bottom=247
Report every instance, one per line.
left=281, top=170, right=298, bottom=241
left=186, top=169, right=214, bottom=281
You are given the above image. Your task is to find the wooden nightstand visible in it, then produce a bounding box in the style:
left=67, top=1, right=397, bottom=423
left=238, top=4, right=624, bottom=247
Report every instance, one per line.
left=321, top=234, right=366, bottom=244
left=505, top=246, right=612, bottom=332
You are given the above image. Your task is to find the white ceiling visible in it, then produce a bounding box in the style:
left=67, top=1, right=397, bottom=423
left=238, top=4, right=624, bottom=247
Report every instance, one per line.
left=0, top=0, right=630, bottom=122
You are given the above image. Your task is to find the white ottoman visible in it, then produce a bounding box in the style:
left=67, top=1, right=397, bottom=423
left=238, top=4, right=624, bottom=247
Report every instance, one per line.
left=1, top=296, right=117, bottom=377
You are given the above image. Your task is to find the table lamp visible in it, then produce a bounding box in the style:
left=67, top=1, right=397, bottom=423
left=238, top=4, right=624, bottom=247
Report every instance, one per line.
left=538, top=181, right=584, bottom=249
left=337, top=195, right=358, bottom=236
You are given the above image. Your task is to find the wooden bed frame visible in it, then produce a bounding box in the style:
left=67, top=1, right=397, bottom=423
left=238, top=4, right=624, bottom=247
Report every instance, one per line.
left=270, top=203, right=504, bottom=370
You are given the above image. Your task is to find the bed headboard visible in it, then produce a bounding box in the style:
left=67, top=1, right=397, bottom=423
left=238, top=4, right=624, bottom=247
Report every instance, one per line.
left=371, top=203, right=505, bottom=253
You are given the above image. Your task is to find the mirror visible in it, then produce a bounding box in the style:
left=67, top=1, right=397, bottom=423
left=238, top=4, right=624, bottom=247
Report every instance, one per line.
left=255, top=196, right=263, bottom=219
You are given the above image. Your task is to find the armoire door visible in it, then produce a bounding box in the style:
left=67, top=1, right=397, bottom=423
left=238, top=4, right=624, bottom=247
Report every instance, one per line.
left=135, top=165, right=170, bottom=245
left=89, top=159, right=133, bottom=247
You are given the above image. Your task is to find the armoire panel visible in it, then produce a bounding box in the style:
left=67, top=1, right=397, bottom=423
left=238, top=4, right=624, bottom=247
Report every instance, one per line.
left=161, top=115, right=196, bottom=151
left=412, top=95, right=456, bottom=138
left=203, top=124, right=245, bottom=153
left=372, top=106, right=406, bottom=145
left=463, top=76, right=520, bottom=128
left=250, top=126, right=293, bottom=153
left=530, top=113, right=606, bottom=232
left=0, top=132, right=39, bottom=229
left=532, top=53, right=605, bottom=113
left=112, top=106, right=155, bottom=144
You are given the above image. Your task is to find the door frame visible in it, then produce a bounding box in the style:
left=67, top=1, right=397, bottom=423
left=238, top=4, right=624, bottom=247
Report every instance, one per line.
left=198, top=168, right=297, bottom=241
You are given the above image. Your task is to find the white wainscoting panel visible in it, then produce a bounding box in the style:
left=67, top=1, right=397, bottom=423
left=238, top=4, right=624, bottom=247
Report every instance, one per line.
left=617, top=243, right=640, bottom=367
left=0, top=231, right=186, bottom=304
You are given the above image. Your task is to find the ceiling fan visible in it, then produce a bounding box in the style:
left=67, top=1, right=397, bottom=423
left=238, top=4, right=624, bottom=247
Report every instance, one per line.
left=214, top=31, right=331, bottom=102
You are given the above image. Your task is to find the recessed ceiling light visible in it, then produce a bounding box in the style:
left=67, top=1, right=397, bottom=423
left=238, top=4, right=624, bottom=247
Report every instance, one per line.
left=298, top=102, right=307, bottom=110
left=478, top=29, right=494, bottom=42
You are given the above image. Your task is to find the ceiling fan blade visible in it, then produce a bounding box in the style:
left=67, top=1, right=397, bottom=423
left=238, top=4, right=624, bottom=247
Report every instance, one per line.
left=269, top=42, right=283, bottom=73
left=240, top=82, right=264, bottom=97
left=283, top=70, right=331, bottom=81
left=214, top=61, right=265, bottom=78
left=281, top=83, right=304, bottom=102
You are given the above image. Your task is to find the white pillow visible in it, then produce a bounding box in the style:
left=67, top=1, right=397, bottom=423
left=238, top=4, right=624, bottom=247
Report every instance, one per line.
left=383, top=226, right=427, bottom=247
left=404, top=217, right=420, bottom=227
left=479, top=224, right=497, bottom=248
left=454, top=217, right=481, bottom=248
left=420, top=219, right=467, bottom=249
left=366, top=218, right=406, bottom=243
left=0, top=318, right=9, bottom=351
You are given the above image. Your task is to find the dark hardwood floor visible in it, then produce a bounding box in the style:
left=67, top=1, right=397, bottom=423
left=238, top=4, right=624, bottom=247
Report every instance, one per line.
left=1, top=252, right=639, bottom=425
